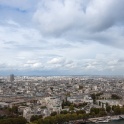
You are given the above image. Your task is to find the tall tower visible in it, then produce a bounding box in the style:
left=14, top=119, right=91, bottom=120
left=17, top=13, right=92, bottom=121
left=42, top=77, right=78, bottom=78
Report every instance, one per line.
left=10, top=74, right=14, bottom=82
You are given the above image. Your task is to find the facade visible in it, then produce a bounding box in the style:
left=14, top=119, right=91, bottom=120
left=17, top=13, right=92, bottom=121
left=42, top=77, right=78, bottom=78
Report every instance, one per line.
left=45, top=97, right=62, bottom=114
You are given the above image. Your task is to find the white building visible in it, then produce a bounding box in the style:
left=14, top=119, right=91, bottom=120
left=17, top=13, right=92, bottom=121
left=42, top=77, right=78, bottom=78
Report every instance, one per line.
left=45, top=97, right=62, bottom=114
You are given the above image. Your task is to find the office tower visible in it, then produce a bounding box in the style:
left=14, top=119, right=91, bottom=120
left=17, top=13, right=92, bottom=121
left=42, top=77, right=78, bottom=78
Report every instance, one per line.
left=10, top=74, right=14, bottom=82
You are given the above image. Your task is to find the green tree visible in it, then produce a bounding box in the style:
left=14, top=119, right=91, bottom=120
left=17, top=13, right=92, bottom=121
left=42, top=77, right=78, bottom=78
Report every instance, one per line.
left=30, top=115, right=42, bottom=122
left=121, top=107, right=124, bottom=114
left=91, top=94, right=96, bottom=104
left=113, top=106, right=121, bottom=115
left=99, top=101, right=101, bottom=106
left=61, top=100, right=64, bottom=109
left=11, top=106, right=18, bottom=114
left=0, top=117, right=27, bottom=124
left=76, top=110, right=86, bottom=115
left=50, top=111, right=57, bottom=116
left=106, top=105, right=111, bottom=113
left=60, top=110, right=68, bottom=114
left=69, top=105, right=74, bottom=111
left=99, top=111, right=107, bottom=117
left=111, top=94, right=121, bottom=99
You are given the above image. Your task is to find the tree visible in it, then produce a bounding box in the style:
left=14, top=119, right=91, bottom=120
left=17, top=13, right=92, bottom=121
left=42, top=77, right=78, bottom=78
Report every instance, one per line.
left=82, top=113, right=89, bottom=120
left=63, top=98, right=71, bottom=106
left=112, top=105, right=116, bottom=111
left=111, top=94, right=121, bottom=99
left=69, top=105, right=74, bottom=111
left=113, top=106, right=121, bottom=115
left=37, top=118, right=44, bottom=124
left=99, top=111, right=107, bottom=117
left=30, top=115, right=42, bottom=122
left=106, top=105, right=111, bottom=113
left=0, top=117, right=27, bottom=124
left=50, top=111, right=57, bottom=116
left=76, top=110, right=86, bottom=115
left=11, top=106, right=18, bottom=114
left=90, top=107, right=106, bottom=117
left=90, top=108, right=99, bottom=115
left=50, top=87, right=53, bottom=91
left=91, top=94, right=96, bottom=104
left=62, top=100, right=64, bottom=109
left=121, top=107, right=124, bottom=114
left=90, top=112, right=95, bottom=118
left=102, top=103, right=104, bottom=108
left=99, top=101, right=101, bottom=106
left=60, top=110, right=68, bottom=114
left=74, top=102, right=87, bottom=108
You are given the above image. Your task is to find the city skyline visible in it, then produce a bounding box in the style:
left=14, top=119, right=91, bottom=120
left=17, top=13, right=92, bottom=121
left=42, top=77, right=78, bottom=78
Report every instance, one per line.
left=0, top=0, right=124, bottom=75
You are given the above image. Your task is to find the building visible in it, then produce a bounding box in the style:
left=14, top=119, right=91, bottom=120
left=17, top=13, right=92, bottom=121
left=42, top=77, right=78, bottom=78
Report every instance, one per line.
left=10, top=74, right=14, bottom=82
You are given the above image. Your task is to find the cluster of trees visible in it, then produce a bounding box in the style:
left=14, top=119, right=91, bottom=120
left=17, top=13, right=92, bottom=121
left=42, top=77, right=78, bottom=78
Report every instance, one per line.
left=30, top=115, right=43, bottom=122
left=0, top=117, right=27, bottom=124
left=105, top=104, right=124, bottom=115
left=0, top=106, right=20, bottom=119
left=60, top=109, right=85, bottom=115
left=106, top=105, right=111, bottom=113
left=50, top=111, right=57, bottom=116
left=36, top=113, right=89, bottom=124
left=90, top=108, right=107, bottom=117
left=0, top=106, right=27, bottom=124
left=62, top=99, right=87, bottom=109
left=61, top=99, right=71, bottom=109
left=73, top=102, right=87, bottom=108
left=31, top=107, right=110, bottom=124
left=30, top=104, right=124, bottom=124
left=90, top=93, right=96, bottom=104
left=90, top=93, right=103, bottom=103
left=111, top=105, right=124, bottom=115
left=32, top=106, right=112, bottom=124
left=111, top=94, right=122, bottom=99
left=60, top=110, right=68, bottom=114
left=29, top=96, right=124, bottom=124
left=8, top=106, right=19, bottom=115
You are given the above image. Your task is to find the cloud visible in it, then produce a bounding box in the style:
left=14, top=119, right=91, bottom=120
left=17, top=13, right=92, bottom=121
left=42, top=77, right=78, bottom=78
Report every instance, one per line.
left=47, top=58, right=65, bottom=64
left=34, top=0, right=124, bottom=33
left=33, top=0, right=124, bottom=48
left=33, top=0, right=85, bottom=36
left=1, top=0, right=124, bottom=75
left=24, top=62, right=43, bottom=69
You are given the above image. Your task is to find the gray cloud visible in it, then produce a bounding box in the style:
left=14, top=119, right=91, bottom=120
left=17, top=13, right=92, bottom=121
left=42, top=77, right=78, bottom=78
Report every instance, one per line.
left=1, top=0, right=124, bottom=75
left=33, top=0, right=124, bottom=49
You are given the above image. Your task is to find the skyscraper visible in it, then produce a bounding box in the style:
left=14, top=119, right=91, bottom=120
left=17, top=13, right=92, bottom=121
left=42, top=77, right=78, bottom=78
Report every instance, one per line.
left=10, top=74, right=14, bottom=82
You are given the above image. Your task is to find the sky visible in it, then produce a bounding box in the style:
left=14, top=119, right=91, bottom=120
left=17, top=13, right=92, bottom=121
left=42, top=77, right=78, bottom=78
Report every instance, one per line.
left=0, top=0, right=124, bottom=76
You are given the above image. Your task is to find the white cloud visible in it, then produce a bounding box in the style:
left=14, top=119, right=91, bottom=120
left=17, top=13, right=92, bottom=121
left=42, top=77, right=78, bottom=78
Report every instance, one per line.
left=33, top=0, right=124, bottom=48
left=24, top=62, right=43, bottom=69
left=34, top=0, right=85, bottom=35
left=0, top=0, right=124, bottom=75
left=47, top=58, right=65, bottom=64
